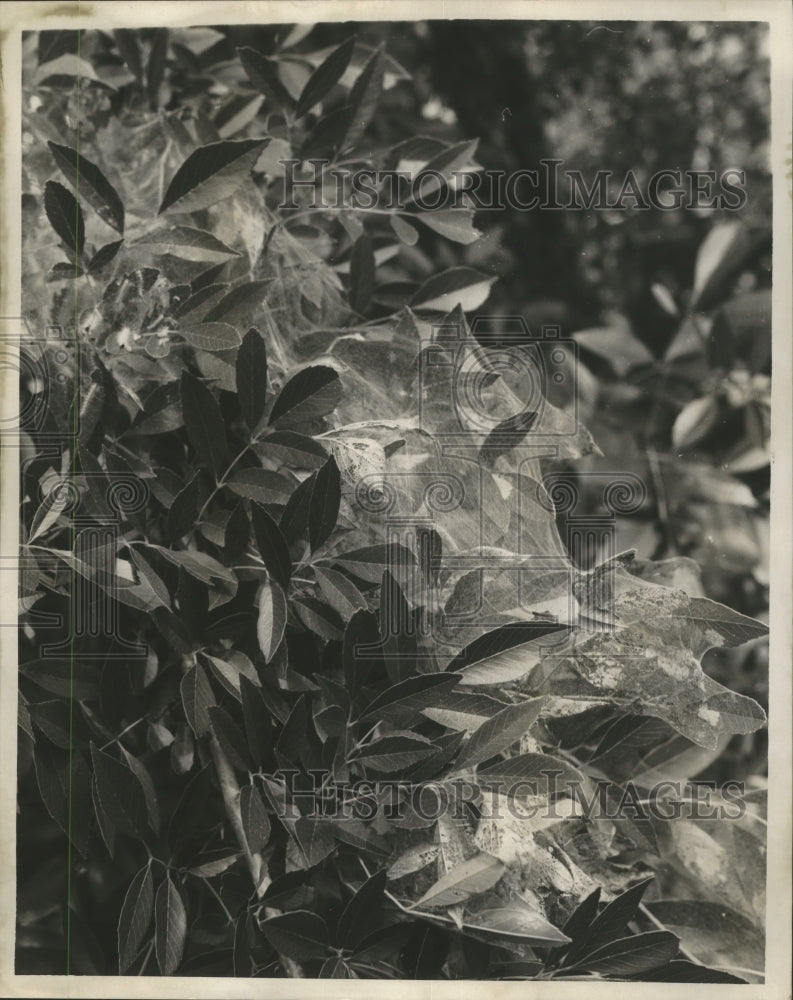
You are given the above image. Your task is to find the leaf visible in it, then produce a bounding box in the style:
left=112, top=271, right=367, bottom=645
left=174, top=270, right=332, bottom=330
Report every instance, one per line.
left=44, top=180, right=84, bottom=254
left=236, top=328, right=268, bottom=432
left=390, top=214, right=419, bottom=245
left=240, top=675, right=272, bottom=765
left=334, top=542, right=416, bottom=584
left=179, top=321, right=241, bottom=351
left=224, top=501, right=250, bottom=560
left=411, top=267, right=496, bottom=313
left=209, top=705, right=251, bottom=771
left=257, top=579, right=287, bottom=662
left=477, top=753, right=583, bottom=797
left=466, top=902, right=570, bottom=944
left=180, top=371, right=229, bottom=479
left=48, top=140, right=125, bottom=233
left=296, top=35, right=356, bottom=117
left=237, top=47, right=295, bottom=108
left=154, top=877, right=187, bottom=975
left=314, top=566, right=367, bottom=620
left=449, top=621, right=568, bottom=686
left=690, top=220, right=754, bottom=312
left=131, top=225, right=239, bottom=262
left=337, top=870, right=387, bottom=949
left=159, top=138, right=270, bottom=215
left=268, top=365, right=342, bottom=427
left=672, top=395, right=720, bottom=451
left=349, top=234, right=375, bottom=314
left=294, top=597, right=344, bottom=641
left=251, top=502, right=292, bottom=588
left=180, top=663, right=215, bottom=738
left=565, top=878, right=653, bottom=964
left=480, top=410, right=538, bottom=464
left=260, top=910, right=331, bottom=961
left=240, top=783, right=271, bottom=852
left=352, top=734, right=435, bottom=773
left=572, top=326, right=654, bottom=378
left=565, top=931, right=680, bottom=977
left=36, top=52, right=100, bottom=84
left=262, top=430, right=327, bottom=469
left=90, top=743, right=150, bottom=841
left=88, top=239, right=124, bottom=273
left=118, top=865, right=154, bottom=973
left=226, top=468, right=293, bottom=505
left=359, top=673, right=461, bottom=723
left=188, top=853, right=240, bottom=878
left=308, top=456, right=341, bottom=551
left=300, top=105, right=355, bottom=161
left=645, top=900, right=764, bottom=974
left=414, top=854, right=505, bottom=909
left=455, top=697, right=545, bottom=769
left=203, top=280, right=271, bottom=324
left=415, top=208, right=481, bottom=245
left=341, top=43, right=385, bottom=150
left=387, top=843, right=440, bottom=880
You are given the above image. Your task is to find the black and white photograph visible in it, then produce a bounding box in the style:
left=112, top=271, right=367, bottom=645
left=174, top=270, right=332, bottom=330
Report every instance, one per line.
left=1, top=1, right=790, bottom=994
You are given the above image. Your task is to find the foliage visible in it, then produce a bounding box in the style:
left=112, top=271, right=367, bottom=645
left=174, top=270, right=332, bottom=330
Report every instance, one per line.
left=17, top=24, right=768, bottom=982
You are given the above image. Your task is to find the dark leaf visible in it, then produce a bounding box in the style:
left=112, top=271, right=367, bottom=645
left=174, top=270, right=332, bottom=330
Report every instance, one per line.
left=180, top=371, right=229, bottom=480
left=308, top=455, right=341, bottom=551
left=90, top=743, right=150, bottom=841
left=565, top=931, right=679, bottom=977
left=224, top=501, right=250, bottom=561
left=240, top=783, right=271, bottom=852
left=296, top=35, right=356, bottom=117
left=448, top=621, right=569, bottom=686
left=259, top=910, right=331, bottom=961
left=336, top=869, right=387, bottom=949
left=48, top=140, right=125, bottom=232
left=359, top=672, right=460, bottom=723
left=236, top=327, right=268, bottom=432
left=88, top=239, right=124, bottom=273
left=240, top=674, right=272, bottom=765
left=455, top=697, right=545, bottom=769
left=44, top=180, right=84, bottom=254
left=179, top=322, right=241, bottom=351
left=180, top=663, right=215, bottom=738
left=167, top=471, right=200, bottom=542
left=341, top=43, right=385, bottom=150
left=209, top=705, right=251, bottom=771
left=565, top=878, right=654, bottom=964
left=268, top=365, right=342, bottom=427
left=159, top=138, right=270, bottom=215
left=299, top=105, right=355, bottom=161
left=237, top=47, right=295, bottom=108
left=146, top=28, right=169, bottom=106
left=226, top=467, right=293, bottom=505
left=251, top=502, right=292, bottom=588
left=349, top=234, right=375, bottom=314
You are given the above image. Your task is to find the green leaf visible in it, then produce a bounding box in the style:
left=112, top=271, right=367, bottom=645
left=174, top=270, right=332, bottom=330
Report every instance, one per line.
left=251, top=502, right=292, bottom=588
left=154, top=876, right=187, bottom=975
left=90, top=743, right=150, bottom=841
left=44, top=180, right=84, bottom=254
left=118, top=865, right=154, bottom=972
left=390, top=214, right=419, bottom=246
left=260, top=910, right=331, bottom=961
left=180, top=371, right=229, bottom=480
left=296, top=35, right=356, bottom=117
left=449, top=621, right=569, bottom=686
left=268, top=365, right=342, bottom=427
left=257, top=579, right=287, bottom=662
left=308, top=456, right=341, bottom=551
left=240, top=783, right=271, bottom=852
left=411, top=266, right=496, bottom=313
left=227, top=468, right=293, bottom=505
left=414, top=854, right=505, bottom=909
left=180, top=321, right=241, bottom=351
left=314, top=566, right=367, bottom=620
left=236, top=327, right=268, bottom=432
left=159, top=138, right=270, bottom=215
left=180, top=663, right=215, bottom=738
left=48, top=140, right=125, bottom=232
left=455, top=697, right=545, bottom=769
left=349, top=234, right=375, bottom=313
